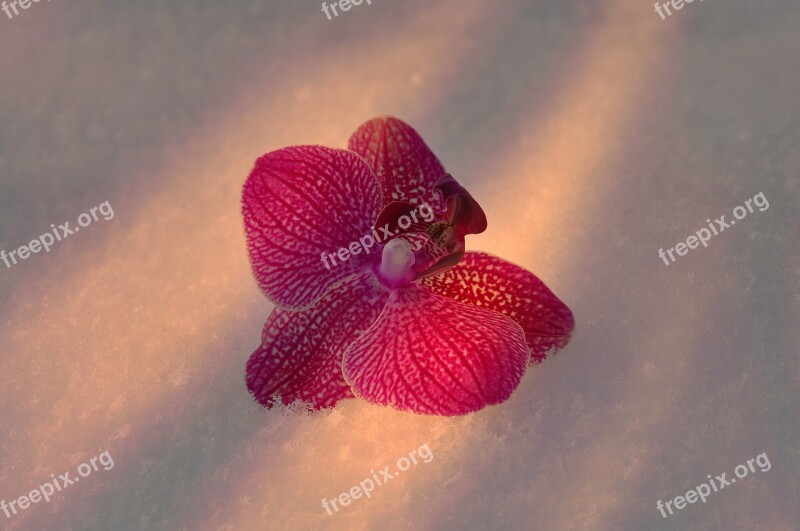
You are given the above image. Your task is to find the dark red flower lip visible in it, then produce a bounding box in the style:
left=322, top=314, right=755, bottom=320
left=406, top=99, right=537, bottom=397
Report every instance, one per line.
left=434, top=174, right=488, bottom=236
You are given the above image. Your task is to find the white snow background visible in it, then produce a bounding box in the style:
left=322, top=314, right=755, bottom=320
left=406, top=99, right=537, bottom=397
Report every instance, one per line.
left=0, top=0, right=798, bottom=529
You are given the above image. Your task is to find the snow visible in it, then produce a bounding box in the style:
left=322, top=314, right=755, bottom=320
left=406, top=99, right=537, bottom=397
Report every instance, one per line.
left=0, top=0, right=797, bottom=529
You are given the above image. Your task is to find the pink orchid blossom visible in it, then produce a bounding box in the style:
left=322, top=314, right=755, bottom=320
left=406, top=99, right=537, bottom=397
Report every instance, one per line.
left=242, top=117, right=574, bottom=416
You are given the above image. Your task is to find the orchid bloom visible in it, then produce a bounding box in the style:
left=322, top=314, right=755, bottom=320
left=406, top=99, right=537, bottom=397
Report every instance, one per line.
left=242, top=117, right=574, bottom=416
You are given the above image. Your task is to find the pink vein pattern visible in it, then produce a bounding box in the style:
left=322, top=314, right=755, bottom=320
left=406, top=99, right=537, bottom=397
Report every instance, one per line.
left=247, top=274, right=389, bottom=408
left=348, top=116, right=447, bottom=211
left=242, top=146, right=383, bottom=309
left=423, top=252, right=574, bottom=363
left=343, top=287, right=530, bottom=415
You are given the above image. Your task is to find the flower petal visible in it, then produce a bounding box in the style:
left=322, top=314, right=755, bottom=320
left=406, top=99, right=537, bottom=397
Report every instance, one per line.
left=246, top=274, right=389, bottom=409
left=348, top=117, right=447, bottom=210
left=242, top=146, right=383, bottom=309
left=421, top=252, right=575, bottom=363
left=342, top=287, right=530, bottom=415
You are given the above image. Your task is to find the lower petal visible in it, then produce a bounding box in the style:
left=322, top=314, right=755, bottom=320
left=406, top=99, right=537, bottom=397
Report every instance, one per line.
left=342, top=287, right=530, bottom=416
left=246, top=274, right=389, bottom=409
left=421, top=252, right=575, bottom=363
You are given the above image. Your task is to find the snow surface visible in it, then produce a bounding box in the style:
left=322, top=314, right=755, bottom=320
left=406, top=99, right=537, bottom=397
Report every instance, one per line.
left=0, top=0, right=798, bottom=529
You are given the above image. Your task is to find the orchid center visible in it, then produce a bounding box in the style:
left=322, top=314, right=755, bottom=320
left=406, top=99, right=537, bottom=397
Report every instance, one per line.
left=377, top=238, right=416, bottom=288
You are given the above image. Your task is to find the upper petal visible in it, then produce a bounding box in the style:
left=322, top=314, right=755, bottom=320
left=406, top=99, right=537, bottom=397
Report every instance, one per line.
left=246, top=274, right=389, bottom=409
left=421, top=252, right=575, bottom=363
left=348, top=117, right=447, bottom=210
left=242, top=146, right=383, bottom=309
left=342, top=287, right=530, bottom=416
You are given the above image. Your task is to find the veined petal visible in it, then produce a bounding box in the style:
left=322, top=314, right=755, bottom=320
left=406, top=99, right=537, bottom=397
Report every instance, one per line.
left=348, top=117, right=447, bottom=211
left=422, top=252, right=575, bottom=363
left=242, top=146, right=383, bottom=309
left=246, top=274, right=389, bottom=409
left=342, top=287, right=530, bottom=416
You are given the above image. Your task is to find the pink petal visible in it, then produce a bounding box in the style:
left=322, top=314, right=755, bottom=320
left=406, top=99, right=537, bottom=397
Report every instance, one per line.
left=242, top=146, right=383, bottom=309
left=246, top=274, right=389, bottom=409
left=421, top=252, right=575, bottom=363
left=342, top=287, right=530, bottom=415
left=347, top=117, right=447, bottom=210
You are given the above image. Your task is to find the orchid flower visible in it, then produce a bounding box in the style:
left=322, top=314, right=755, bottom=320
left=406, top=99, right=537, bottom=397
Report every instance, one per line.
left=242, top=117, right=574, bottom=416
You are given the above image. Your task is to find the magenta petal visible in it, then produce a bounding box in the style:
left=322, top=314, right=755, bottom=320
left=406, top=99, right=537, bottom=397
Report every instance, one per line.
left=348, top=117, right=447, bottom=210
left=242, top=146, right=383, bottom=309
left=422, top=252, right=575, bottom=363
left=246, top=274, right=389, bottom=409
left=342, top=287, right=530, bottom=415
